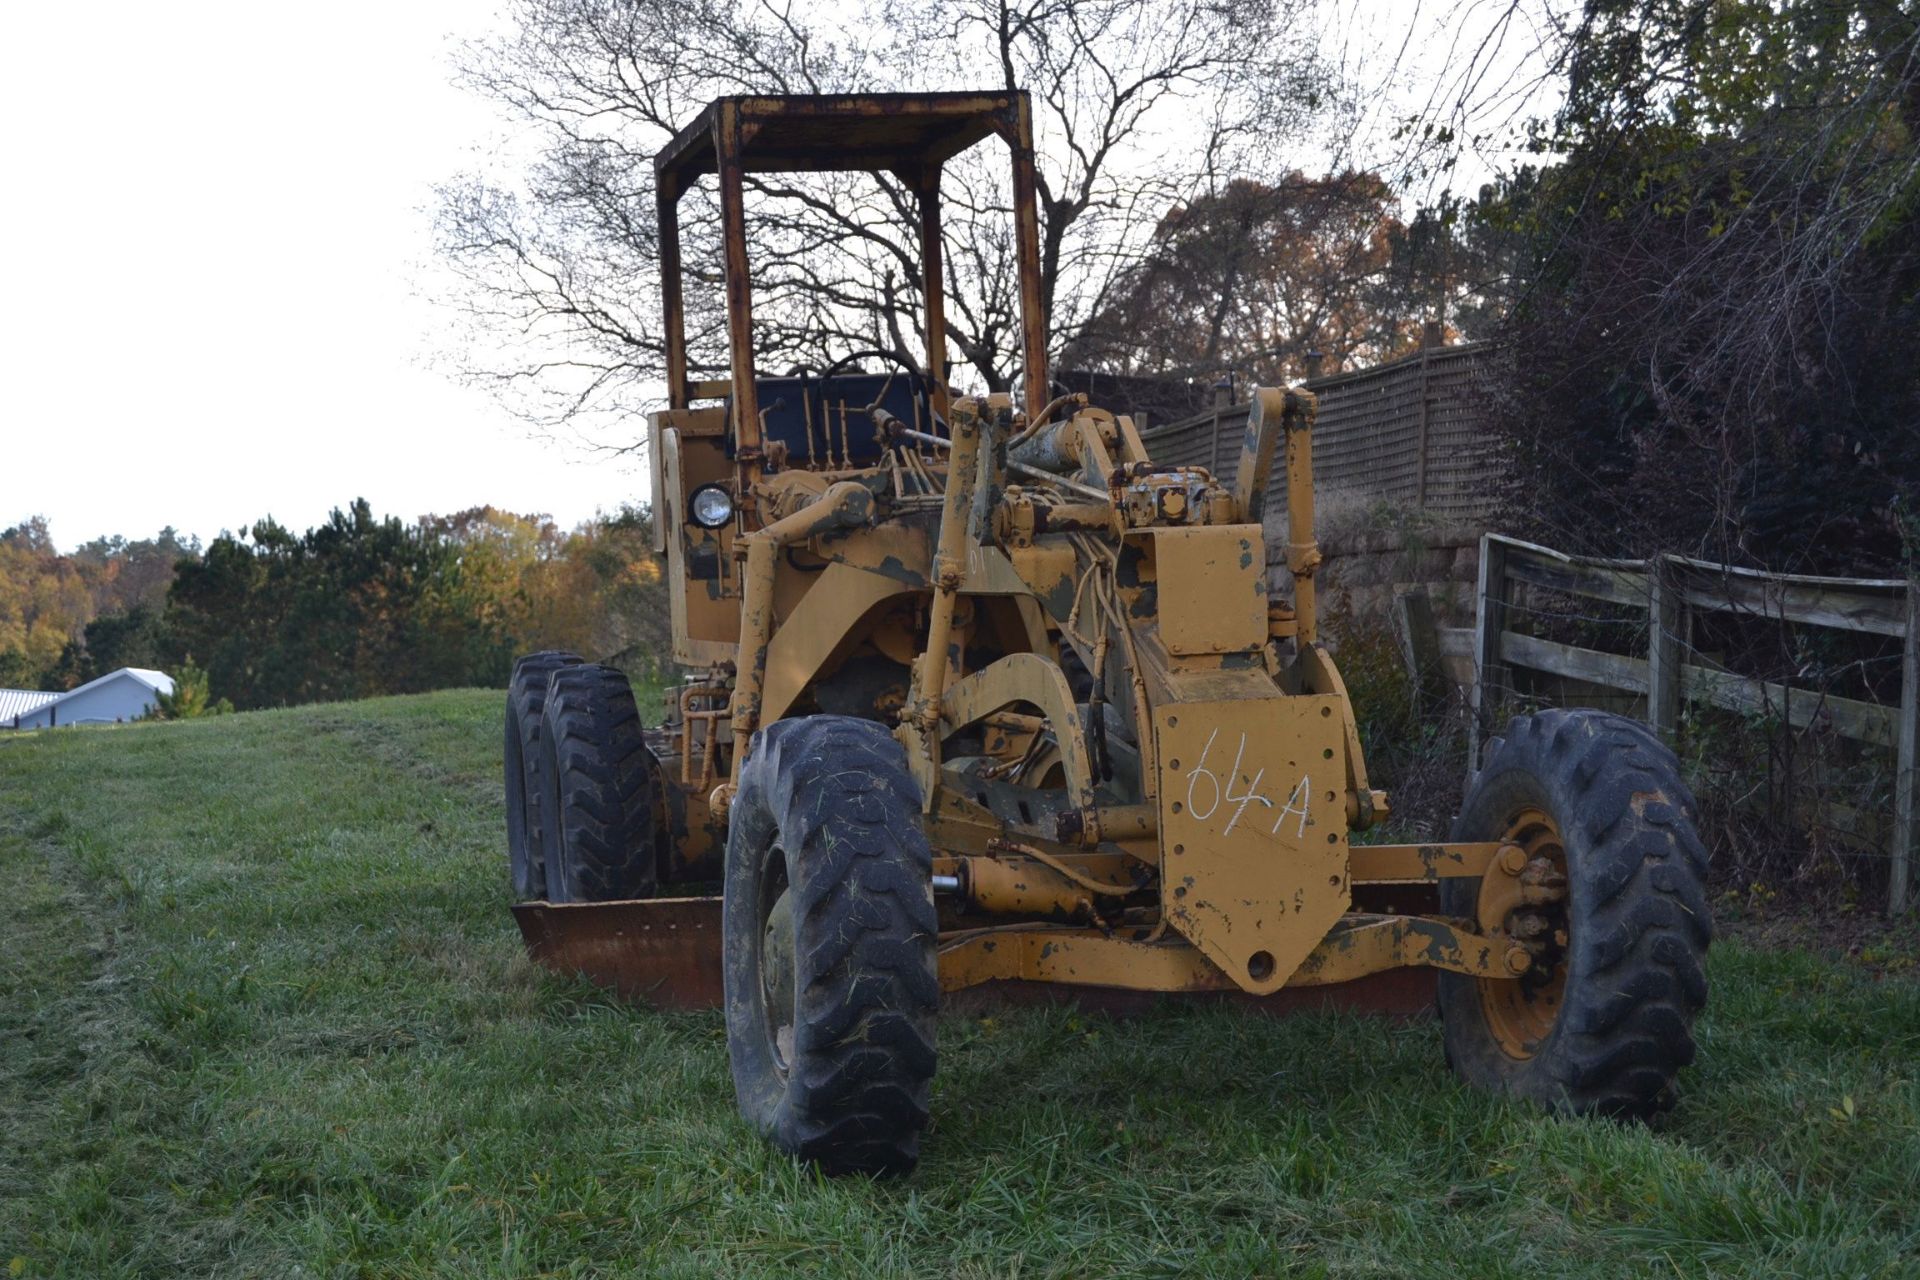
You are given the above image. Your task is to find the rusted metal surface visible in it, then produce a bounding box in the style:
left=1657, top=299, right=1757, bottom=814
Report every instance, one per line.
left=654, top=92, right=1016, bottom=185
left=1003, top=91, right=1049, bottom=418
left=656, top=181, right=689, bottom=411
left=514, top=898, right=725, bottom=1011
left=714, top=100, right=761, bottom=475
left=651, top=91, right=1035, bottom=520
left=915, top=170, right=950, bottom=421
left=1347, top=840, right=1507, bottom=882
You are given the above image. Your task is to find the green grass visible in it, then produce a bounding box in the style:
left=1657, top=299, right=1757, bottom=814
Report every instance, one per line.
left=2, top=691, right=1916, bottom=1278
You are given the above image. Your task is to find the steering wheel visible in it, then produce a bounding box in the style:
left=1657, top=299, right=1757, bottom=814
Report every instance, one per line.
left=820, top=348, right=923, bottom=381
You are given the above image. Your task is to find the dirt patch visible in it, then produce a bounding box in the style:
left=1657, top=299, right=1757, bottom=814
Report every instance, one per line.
left=1715, top=896, right=1920, bottom=980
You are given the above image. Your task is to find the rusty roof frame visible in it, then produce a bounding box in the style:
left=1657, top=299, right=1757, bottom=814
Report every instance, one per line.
left=653, top=92, right=1018, bottom=195
left=653, top=91, right=1048, bottom=484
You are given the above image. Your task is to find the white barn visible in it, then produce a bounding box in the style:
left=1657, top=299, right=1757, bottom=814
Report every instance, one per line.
left=0, top=668, right=175, bottom=730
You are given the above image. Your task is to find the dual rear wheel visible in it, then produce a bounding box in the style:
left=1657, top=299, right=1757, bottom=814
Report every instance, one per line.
left=503, top=653, right=661, bottom=904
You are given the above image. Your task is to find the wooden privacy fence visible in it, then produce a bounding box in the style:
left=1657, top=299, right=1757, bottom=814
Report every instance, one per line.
left=1470, top=533, right=1919, bottom=914
left=1136, top=341, right=1505, bottom=526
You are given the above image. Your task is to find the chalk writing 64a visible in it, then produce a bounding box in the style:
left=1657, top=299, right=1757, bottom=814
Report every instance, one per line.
left=1183, top=728, right=1311, bottom=838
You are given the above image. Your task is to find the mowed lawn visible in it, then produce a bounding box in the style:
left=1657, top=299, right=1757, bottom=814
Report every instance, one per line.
left=2, top=692, right=1916, bottom=1278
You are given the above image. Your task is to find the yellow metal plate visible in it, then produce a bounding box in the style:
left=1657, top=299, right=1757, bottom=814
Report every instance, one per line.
left=1149, top=526, right=1267, bottom=655
left=1156, top=695, right=1351, bottom=992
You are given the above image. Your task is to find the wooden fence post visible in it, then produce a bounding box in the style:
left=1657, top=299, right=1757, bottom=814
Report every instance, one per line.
left=1469, top=535, right=1509, bottom=774
left=1893, top=578, right=1918, bottom=916
left=1394, top=589, right=1444, bottom=716
left=1648, top=556, right=1684, bottom=743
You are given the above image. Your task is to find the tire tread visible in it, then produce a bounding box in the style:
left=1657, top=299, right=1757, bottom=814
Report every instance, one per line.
left=540, top=664, right=660, bottom=902
left=724, top=716, right=937, bottom=1176
left=1443, top=708, right=1711, bottom=1120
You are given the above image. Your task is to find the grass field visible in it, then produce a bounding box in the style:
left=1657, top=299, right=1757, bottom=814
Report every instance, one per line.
left=2, top=691, right=1917, bottom=1278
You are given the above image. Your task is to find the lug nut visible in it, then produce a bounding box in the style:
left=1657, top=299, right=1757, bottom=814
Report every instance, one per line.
left=1498, top=843, right=1528, bottom=875
left=1503, top=946, right=1533, bottom=975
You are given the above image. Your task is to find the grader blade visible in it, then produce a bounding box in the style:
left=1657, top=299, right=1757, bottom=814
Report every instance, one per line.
left=512, top=897, right=725, bottom=1011
left=512, top=897, right=1435, bottom=1018
left=942, top=969, right=1437, bottom=1019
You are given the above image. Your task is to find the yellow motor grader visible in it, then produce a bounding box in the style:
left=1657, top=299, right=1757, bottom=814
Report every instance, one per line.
left=504, top=91, right=1711, bottom=1175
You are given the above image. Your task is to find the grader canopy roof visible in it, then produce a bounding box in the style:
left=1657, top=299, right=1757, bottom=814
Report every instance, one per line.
left=653, top=92, right=1017, bottom=187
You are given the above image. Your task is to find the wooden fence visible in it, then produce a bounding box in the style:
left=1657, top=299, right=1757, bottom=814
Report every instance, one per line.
left=1136, top=341, right=1506, bottom=526
left=1468, top=533, right=1918, bottom=914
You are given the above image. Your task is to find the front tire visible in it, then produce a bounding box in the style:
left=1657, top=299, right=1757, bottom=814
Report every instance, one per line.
left=1440, top=709, right=1711, bottom=1119
left=537, top=663, right=662, bottom=903
left=723, top=716, right=938, bottom=1176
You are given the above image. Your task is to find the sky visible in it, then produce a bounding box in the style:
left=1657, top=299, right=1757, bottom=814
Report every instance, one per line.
left=2, top=3, right=632, bottom=552
left=0, top=1, right=1558, bottom=553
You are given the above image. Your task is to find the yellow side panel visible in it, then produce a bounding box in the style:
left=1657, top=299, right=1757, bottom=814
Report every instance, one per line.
left=648, top=411, right=669, bottom=554
left=759, top=562, right=918, bottom=727
left=1148, top=526, right=1267, bottom=656
left=663, top=428, right=740, bottom=667
left=1155, top=694, right=1351, bottom=992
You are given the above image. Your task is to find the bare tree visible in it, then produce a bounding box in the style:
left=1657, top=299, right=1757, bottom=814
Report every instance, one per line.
left=432, top=0, right=1334, bottom=447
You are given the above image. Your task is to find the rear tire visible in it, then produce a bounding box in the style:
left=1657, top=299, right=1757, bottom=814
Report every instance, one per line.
left=537, top=663, right=661, bottom=903
left=505, top=650, right=584, bottom=900
left=723, top=716, right=938, bottom=1176
left=1440, top=709, right=1711, bottom=1119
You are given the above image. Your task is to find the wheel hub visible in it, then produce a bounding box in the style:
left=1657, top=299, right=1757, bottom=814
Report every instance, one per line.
left=1478, top=808, right=1571, bottom=1059
left=761, top=886, right=797, bottom=1074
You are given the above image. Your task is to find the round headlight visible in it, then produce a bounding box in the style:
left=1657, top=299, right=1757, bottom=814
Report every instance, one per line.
left=688, top=483, right=736, bottom=529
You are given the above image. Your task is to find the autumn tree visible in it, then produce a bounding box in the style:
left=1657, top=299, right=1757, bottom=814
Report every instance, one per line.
left=70, top=527, right=200, bottom=617
left=0, top=518, right=95, bottom=687
left=152, top=499, right=673, bottom=711
left=434, top=0, right=1336, bottom=445
left=1062, top=171, right=1461, bottom=386
left=559, top=506, right=671, bottom=673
